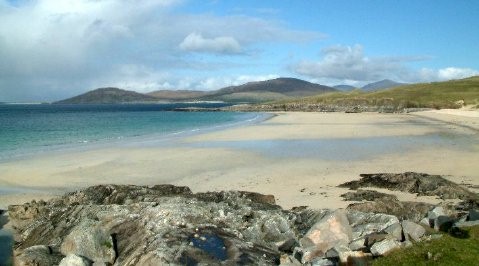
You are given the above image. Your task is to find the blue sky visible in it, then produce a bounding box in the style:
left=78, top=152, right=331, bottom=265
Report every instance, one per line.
left=1, top=0, right=478, bottom=102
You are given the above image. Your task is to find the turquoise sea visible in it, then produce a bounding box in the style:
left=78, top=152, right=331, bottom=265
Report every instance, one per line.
left=0, top=103, right=261, bottom=161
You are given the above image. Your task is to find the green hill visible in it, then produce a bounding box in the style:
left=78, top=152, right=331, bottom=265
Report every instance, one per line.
left=276, top=76, right=479, bottom=110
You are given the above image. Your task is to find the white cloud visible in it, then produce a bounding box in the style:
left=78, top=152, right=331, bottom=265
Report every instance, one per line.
left=179, top=32, right=242, bottom=54
left=194, top=74, right=280, bottom=90
left=0, top=0, right=318, bottom=101
left=293, top=44, right=478, bottom=84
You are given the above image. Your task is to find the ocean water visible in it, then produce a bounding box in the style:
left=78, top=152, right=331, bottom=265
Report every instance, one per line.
left=0, top=103, right=260, bottom=161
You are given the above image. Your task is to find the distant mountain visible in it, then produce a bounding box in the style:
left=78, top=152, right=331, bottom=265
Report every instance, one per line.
left=147, top=90, right=208, bottom=101
left=55, top=78, right=338, bottom=104
left=201, top=77, right=337, bottom=102
left=55, top=87, right=158, bottom=104
left=333, top=85, right=356, bottom=91
left=361, top=79, right=406, bottom=91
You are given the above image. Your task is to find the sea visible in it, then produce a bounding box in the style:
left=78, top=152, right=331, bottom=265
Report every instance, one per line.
left=0, top=103, right=263, bottom=162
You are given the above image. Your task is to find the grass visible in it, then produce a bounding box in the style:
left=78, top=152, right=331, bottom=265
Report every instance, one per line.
left=372, top=225, right=479, bottom=266
left=272, top=76, right=479, bottom=109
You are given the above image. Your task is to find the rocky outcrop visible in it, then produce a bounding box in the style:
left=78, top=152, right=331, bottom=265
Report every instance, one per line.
left=339, top=172, right=478, bottom=200
left=7, top=181, right=479, bottom=265
left=341, top=189, right=433, bottom=221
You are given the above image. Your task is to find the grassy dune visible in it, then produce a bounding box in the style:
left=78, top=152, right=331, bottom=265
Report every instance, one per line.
left=276, top=76, right=479, bottom=110
left=373, top=225, right=479, bottom=266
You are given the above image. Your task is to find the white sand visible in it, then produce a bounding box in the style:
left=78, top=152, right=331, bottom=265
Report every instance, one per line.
left=1, top=111, right=478, bottom=210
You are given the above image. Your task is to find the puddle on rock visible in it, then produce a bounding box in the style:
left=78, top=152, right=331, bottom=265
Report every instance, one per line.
left=190, top=233, right=227, bottom=261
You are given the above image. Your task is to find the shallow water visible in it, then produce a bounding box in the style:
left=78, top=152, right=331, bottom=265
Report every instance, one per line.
left=191, top=132, right=475, bottom=161
left=0, top=103, right=262, bottom=162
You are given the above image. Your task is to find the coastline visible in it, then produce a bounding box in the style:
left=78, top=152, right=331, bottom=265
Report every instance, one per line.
left=1, top=110, right=478, bottom=210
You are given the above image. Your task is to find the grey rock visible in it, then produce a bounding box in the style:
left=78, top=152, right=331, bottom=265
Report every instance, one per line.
left=310, top=258, right=335, bottom=266
left=469, top=209, right=479, bottom=221
left=279, top=254, right=301, bottom=266
left=428, top=207, right=455, bottom=231
left=349, top=238, right=366, bottom=251
left=384, top=223, right=403, bottom=241
left=339, top=172, right=478, bottom=200
left=9, top=185, right=290, bottom=265
left=370, top=239, right=401, bottom=256
left=347, top=211, right=399, bottom=239
left=15, top=245, right=63, bottom=266
left=402, top=220, right=425, bottom=242
left=60, top=223, right=116, bottom=264
left=340, top=189, right=398, bottom=202
left=300, top=209, right=352, bottom=263
left=453, top=220, right=479, bottom=228
left=59, top=254, right=92, bottom=266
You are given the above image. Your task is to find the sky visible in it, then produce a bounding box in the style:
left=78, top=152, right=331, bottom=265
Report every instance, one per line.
left=1, top=0, right=478, bottom=102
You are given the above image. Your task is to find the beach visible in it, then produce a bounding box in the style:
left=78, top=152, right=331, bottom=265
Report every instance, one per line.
left=1, top=110, right=478, bottom=210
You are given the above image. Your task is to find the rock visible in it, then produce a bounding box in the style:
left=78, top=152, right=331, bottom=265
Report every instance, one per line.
left=370, top=239, right=401, bottom=256
left=60, top=223, right=116, bottom=264
left=300, top=209, right=352, bottom=263
left=469, top=209, right=479, bottom=221
left=59, top=254, right=92, bottom=266
left=339, top=172, right=478, bottom=200
left=9, top=185, right=291, bottom=265
left=347, top=211, right=399, bottom=239
left=346, top=251, right=372, bottom=265
left=453, top=220, right=479, bottom=228
left=349, top=238, right=366, bottom=251
left=279, top=254, right=301, bottom=266
left=341, top=189, right=398, bottom=202
left=14, top=245, right=63, bottom=266
left=384, top=223, right=403, bottom=241
left=310, top=258, right=335, bottom=266
left=365, top=233, right=390, bottom=247
left=325, top=244, right=351, bottom=262
left=347, top=200, right=432, bottom=222
left=277, top=237, right=297, bottom=252
left=401, top=220, right=425, bottom=242
left=428, top=206, right=455, bottom=231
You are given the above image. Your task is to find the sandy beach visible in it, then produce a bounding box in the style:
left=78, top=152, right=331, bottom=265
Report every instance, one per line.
left=1, top=110, right=478, bottom=210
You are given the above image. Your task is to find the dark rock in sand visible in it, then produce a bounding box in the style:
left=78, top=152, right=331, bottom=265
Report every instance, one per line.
left=339, top=172, right=478, bottom=200
left=341, top=189, right=398, bottom=202
left=346, top=199, right=433, bottom=222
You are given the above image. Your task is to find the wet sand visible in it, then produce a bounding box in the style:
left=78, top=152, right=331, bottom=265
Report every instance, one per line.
left=0, top=111, right=478, bottom=210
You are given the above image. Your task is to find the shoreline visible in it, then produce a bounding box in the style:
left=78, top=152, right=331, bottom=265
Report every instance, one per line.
left=1, top=110, right=478, bottom=210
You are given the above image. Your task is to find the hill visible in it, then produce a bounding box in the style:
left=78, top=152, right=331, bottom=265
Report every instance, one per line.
left=55, top=78, right=338, bottom=104
left=230, top=76, right=479, bottom=112
left=362, top=79, right=405, bottom=91
left=54, top=87, right=158, bottom=104
left=201, top=77, right=337, bottom=103
left=334, top=85, right=357, bottom=91
left=147, top=90, right=208, bottom=101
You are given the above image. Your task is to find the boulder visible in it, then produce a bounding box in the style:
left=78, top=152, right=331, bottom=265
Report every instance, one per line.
left=401, top=220, right=425, bottom=242
left=453, top=220, right=479, bottom=228
left=428, top=206, right=455, bottom=231
left=347, top=211, right=399, bottom=239
left=349, top=237, right=366, bottom=251
left=325, top=244, right=351, bottom=262
left=300, top=209, right=352, bottom=263
left=370, top=239, right=401, bottom=256
left=14, top=245, right=63, bottom=266
left=384, top=223, right=403, bottom=241
left=59, top=254, right=92, bottom=266
left=469, top=209, right=479, bottom=221
left=60, top=223, right=116, bottom=264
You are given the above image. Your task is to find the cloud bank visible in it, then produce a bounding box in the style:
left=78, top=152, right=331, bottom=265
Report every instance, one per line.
left=293, top=45, right=478, bottom=85
left=0, top=0, right=317, bottom=101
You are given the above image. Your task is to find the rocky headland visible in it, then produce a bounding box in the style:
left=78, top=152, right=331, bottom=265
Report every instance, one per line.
left=4, top=172, right=479, bottom=265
